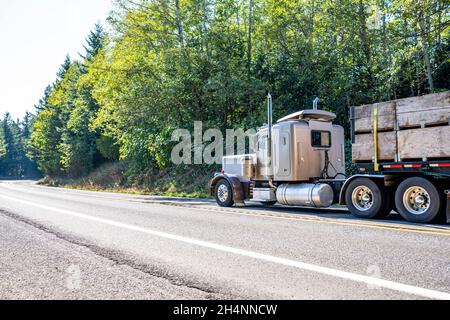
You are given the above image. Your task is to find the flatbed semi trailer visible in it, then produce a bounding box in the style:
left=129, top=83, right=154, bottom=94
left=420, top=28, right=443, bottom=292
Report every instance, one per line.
left=210, top=92, right=450, bottom=224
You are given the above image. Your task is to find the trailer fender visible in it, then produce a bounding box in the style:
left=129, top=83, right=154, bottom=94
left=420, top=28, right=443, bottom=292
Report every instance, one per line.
left=339, top=175, right=386, bottom=205
left=210, top=174, right=246, bottom=206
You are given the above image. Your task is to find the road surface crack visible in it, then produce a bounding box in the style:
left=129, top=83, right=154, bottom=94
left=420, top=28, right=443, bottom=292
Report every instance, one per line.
left=0, top=209, right=230, bottom=299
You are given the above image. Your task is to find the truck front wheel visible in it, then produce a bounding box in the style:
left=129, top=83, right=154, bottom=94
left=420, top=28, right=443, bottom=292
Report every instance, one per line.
left=395, top=177, right=442, bottom=223
left=215, top=179, right=235, bottom=207
left=345, top=178, right=391, bottom=219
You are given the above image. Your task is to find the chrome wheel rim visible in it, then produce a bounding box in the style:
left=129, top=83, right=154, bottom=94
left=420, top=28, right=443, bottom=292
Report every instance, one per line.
left=403, top=186, right=430, bottom=215
left=217, top=184, right=229, bottom=203
left=351, top=186, right=374, bottom=211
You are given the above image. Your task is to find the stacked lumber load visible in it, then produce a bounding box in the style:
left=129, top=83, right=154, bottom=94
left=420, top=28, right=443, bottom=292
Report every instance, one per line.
left=351, top=91, right=450, bottom=162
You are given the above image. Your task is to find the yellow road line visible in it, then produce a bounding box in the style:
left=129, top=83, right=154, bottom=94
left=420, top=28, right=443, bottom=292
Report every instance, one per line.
left=5, top=184, right=448, bottom=237
left=135, top=200, right=450, bottom=237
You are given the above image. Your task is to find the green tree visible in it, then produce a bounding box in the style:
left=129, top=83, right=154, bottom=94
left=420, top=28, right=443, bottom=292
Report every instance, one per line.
left=28, top=0, right=449, bottom=185
left=30, top=107, right=64, bottom=176
left=81, top=23, right=105, bottom=62
left=0, top=113, right=37, bottom=178
left=30, top=25, right=107, bottom=177
left=57, top=54, right=72, bottom=80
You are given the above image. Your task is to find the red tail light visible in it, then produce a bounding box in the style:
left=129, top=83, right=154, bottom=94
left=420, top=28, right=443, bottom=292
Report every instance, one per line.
left=383, top=164, right=403, bottom=169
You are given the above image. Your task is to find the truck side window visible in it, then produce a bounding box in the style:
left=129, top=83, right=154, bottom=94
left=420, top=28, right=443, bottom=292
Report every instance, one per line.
left=312, top=131, right=331, bottom=148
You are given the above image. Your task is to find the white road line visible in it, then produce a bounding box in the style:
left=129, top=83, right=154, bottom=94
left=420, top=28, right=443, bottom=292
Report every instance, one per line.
left=0, top=183, right=132, bottom=201
left=0, top=193, right=449, bottom=300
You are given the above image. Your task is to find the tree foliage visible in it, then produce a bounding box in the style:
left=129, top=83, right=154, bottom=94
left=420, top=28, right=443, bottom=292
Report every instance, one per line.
left=25, top=0, right=449, bottom=179
left=0, top=113, right=39, bottom=178
left=29, top=24, right=109, bottom=177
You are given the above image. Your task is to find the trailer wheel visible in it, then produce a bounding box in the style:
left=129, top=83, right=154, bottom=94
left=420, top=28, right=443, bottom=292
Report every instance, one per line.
left=345, top=178, right=390, bottom=219
left=215, top=179, right=235, bottom=207
left=395, top=177, right=442, bottom=223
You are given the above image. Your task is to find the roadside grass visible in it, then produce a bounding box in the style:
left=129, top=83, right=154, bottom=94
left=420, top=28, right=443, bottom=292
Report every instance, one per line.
left=38, top=162, right=216, bottom=199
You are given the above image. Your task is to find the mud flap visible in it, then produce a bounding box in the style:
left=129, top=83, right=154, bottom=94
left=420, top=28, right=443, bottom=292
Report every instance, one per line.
left=209, top=174, right=246, bottom=207
left=229, top=176, right=245, bottom=207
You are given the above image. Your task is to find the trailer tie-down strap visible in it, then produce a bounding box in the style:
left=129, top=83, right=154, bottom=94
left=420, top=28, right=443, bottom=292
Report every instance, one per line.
left=373, top=106, right=379, bottom=172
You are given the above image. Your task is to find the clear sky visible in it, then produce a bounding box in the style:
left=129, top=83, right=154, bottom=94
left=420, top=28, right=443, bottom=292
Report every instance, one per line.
left=0, top=0, right=113, bottom=120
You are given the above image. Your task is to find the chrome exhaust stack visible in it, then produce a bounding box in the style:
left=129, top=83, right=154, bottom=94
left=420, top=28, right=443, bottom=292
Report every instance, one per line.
left=313, top=97, right=320, bottom=110
left=267, top=93, right=275, bottom=188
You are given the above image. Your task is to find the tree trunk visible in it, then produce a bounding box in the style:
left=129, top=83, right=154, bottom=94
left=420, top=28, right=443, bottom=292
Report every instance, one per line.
left=357, top=1, right=375, bottom=99
left=174, top=0, right=185, bottom=48
left=419, top=12, right=434, bottom=93
left=247, top=0, right=253, bottom=76
left=246, top=0, right=254, bottom=115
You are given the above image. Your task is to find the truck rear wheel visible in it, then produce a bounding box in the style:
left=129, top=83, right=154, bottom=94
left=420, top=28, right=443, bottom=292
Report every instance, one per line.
left=215, top=179, right=235, bottom=207
left=395, top=177, right=442, bottom=223
left=345, top=178, right=391, bottom=219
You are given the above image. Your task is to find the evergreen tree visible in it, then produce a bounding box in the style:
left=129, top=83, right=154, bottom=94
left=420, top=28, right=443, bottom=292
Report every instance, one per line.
left=80, top=23, right=105, bottom=62
left=57, top=55, right=71, bottom=80
left=1, top=113, right=17, bottom=176
left=35, top=85, right=54, bottom=112
left=0, top=113, right=38, bottom=178
left=21, top=112, right=39, bottom=177
left=30, top=25, right=107, bottom=178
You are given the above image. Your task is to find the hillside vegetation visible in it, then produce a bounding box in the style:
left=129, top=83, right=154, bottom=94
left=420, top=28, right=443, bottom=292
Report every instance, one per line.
left=1, top=0, right=449, bottom=195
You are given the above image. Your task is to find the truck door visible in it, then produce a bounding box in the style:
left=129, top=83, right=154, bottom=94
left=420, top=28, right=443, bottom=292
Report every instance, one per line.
left=274, top=131, right=292, bottom=178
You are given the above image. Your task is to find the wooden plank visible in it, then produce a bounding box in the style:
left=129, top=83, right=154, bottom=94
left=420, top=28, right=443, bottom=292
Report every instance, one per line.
left=396, top=92, right=450, bottom=129
left=398, top=126, right=450, bottom=160
left=352, top=91, right=450, bottom=133
left=398, top=108, right=450, bottom=129
left=352, top=132, right=397, bottom=161
left=396, top=91, right=450, bottom=110
left=353, top=101, right=396, bottom=133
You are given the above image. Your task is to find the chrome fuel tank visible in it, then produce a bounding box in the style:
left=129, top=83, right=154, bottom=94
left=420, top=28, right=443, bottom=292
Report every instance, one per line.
left=276, top=183, right=334, bottom=207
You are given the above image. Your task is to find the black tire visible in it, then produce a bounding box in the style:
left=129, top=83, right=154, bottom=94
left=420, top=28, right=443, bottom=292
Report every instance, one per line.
left=345, top=178, right=390, bottom=219
left=214, top=179, right=234, bottom=207
left=395, top=177, right=442, bottom=223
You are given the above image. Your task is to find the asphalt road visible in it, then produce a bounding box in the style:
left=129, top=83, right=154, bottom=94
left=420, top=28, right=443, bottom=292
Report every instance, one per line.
left=0, top=180, right=449, bottom=300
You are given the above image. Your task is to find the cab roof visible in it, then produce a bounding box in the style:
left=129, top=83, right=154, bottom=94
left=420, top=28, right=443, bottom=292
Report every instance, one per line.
left=277, top=109, right=336, bottom=123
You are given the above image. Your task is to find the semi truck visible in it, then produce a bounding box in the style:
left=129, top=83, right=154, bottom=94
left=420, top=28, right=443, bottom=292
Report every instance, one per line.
left=210, top=92, right=450, bottom=224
